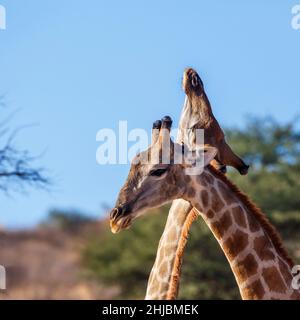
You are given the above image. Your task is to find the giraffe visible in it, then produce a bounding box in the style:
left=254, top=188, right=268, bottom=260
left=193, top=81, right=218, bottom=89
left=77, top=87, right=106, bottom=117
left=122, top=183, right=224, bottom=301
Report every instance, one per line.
left=110, top=117, right=300, bottom=300
left=180, top=68, right=249, bottom=175
left=146, top=68, right=249, bottom=299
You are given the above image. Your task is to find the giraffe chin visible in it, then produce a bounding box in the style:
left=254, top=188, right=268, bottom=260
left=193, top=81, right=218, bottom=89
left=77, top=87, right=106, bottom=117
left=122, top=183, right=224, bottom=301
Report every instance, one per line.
left=110, top=216, right=132, bottom=234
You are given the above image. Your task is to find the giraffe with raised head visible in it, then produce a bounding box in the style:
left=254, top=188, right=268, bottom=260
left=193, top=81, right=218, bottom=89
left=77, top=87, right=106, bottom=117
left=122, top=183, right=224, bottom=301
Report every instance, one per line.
left=110, top=117, right=300, bottom=300
left=180, top=67, right=249, bottom=175
left=146, top=68, right=249, bottom=299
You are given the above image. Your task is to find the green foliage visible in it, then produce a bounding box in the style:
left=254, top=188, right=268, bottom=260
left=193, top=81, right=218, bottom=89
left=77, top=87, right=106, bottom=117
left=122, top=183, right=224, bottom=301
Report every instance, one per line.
left=45, top=209, right=93, bottom=232
left=226, top=116, right=300, bottom=168
left=226, top=117, right=300, bottom=236
left=84, top=116, right=300, bottom=299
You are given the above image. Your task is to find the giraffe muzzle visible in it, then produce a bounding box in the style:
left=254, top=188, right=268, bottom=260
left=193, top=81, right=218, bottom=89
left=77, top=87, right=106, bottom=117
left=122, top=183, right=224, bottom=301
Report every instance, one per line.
left=109, top=205, right=133, bottom=233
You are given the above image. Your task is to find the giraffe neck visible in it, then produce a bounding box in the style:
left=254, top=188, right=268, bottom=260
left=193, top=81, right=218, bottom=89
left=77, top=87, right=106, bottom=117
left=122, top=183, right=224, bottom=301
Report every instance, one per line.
left=145, top=200, right=196, bottom=299
left=178, top=93, right=213, bottom=141
left=191, top=91, right=213, bottom=125
left=166, top=208, right=199, bottom=300
left=185, top=166, right=300, bottom=300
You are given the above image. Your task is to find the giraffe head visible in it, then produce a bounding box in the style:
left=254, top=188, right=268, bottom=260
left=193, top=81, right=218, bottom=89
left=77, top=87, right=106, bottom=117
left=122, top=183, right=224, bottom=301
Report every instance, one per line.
left=109, top=116, right=217, bottom=233
left=182, top=67, right=204, bottom=96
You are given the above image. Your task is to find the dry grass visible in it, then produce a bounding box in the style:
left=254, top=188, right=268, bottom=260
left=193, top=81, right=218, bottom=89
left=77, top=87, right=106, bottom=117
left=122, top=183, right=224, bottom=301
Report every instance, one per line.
left=0, top=223, right=119, bottom=300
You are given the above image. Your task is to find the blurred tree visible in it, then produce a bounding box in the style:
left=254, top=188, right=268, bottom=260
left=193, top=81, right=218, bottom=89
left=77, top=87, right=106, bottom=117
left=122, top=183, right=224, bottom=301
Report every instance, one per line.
left=45, top=209, right=93, bottom=232
left=0, top=97, right=48, bottom=192
left=83, top=116, right=300, bottom=299
left=226, top=116, right=300, bottom=236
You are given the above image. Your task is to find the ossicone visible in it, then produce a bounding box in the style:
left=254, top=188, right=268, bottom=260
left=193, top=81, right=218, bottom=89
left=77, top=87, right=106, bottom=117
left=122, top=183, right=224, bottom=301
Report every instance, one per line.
left=152, top=120, right=162, bottom=130
left=161, top=116, right=173, bottom=130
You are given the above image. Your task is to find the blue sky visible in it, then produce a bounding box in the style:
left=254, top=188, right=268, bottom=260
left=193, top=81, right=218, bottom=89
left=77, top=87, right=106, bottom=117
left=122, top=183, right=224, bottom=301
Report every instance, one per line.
left=0, top=1, right=299, bottom=228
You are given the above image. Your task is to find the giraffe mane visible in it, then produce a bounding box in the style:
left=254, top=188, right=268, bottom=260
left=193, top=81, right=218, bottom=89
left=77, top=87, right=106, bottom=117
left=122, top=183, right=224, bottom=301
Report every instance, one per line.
left=166, top=208, right=199, bottom=300
left=207, top=165, right=294, bottom=268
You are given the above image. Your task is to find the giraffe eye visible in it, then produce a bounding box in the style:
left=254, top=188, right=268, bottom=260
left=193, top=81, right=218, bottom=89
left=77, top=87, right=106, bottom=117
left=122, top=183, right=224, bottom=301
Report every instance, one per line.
left=149, top=168, right=167, bottom=177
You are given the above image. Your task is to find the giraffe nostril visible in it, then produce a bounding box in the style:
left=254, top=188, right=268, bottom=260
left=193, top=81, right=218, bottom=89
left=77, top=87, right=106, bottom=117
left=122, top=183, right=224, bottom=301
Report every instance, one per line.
left=110, top=204, right=132, bottom=223
left=191, top=74, right=199, bottom=87
left=110, top=208, right=119, bottom=220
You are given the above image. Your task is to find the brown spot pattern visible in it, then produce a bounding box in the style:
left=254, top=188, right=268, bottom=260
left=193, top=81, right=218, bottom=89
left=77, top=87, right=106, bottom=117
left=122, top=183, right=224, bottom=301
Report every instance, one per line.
left=278, top=259, right=293, bottom=285
left=206, top=209, right=215, bottom=219
left=217, top=181, right=236, bottom=205
left=243, top=279, right=265, bottom=300
left=160, top=262, right=169, bottom=275
left=232, top=206, right=247, bottom=228
left=211, top=187, right=225, bottom=212
left=262, top=266, right=287, bottom=293
left=233, top=254, right=258, bottom=283
left=210, top=212, right=232, bottom=240
left=187, top=188, right=196, bottom=199
left=164, top=243, right=177, bottom=253
left=247, top=214, right=260, bottom=232
left=253, top=236, right=275, bottom=261
left=201, top=190, right=209, bottom=207
left=203, top=173, right=214, bottom=185
left=223, top=229, right=249, bottom=260
left=210, top=221, right=223, bottom=240
left=220, top=212, right=232, bottom=231
left=200, top=179, right=208, bottom=187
